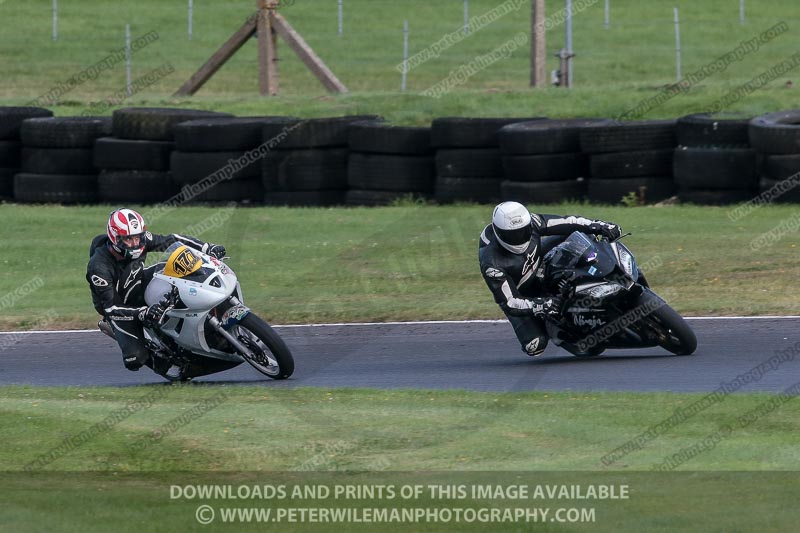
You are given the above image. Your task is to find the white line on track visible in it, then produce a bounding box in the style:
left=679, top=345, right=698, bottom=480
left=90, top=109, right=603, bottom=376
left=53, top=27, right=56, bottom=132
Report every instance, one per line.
left=1, top=315, right=798, bottom=335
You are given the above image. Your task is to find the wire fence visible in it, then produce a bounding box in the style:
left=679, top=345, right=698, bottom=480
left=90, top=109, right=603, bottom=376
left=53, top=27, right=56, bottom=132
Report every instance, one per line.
left=1, top=0, right=799, bottom=99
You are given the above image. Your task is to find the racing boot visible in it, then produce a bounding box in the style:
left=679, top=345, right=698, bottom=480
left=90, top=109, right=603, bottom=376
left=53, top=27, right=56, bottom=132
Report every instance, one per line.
left=98, top=318, right=115, bottom=339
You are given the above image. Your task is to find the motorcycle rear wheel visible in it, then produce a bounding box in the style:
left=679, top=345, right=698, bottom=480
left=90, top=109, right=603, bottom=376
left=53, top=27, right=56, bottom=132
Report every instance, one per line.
left=638, top=290, right=697, bottom=355
left=234, top=314, right=294, bottom=379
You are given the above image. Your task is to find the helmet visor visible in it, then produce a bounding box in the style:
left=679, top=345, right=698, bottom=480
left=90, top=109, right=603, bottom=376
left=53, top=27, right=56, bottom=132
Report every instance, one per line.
left=494, top=224, right=532, bottom=247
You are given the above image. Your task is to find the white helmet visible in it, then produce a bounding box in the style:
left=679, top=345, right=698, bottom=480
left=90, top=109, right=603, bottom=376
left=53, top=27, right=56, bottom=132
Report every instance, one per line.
left=492, top=201, right=533, bottom=254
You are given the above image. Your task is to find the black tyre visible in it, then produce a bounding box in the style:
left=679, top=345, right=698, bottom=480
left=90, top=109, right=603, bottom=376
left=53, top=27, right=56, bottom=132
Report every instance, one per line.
left=266, top=115, right=381, bottom=149
left=759, top=177, right=800, bottom=203
left=261, top=117, right=303, bottom=148
left=500, top=179, right=587, bottom=204
left=435, top=177, right=501, bottom=204
left=590, top=150, right=673, bottom=179
left=676, top=112, right=752, bottom=147
left=0, top=107, right=53, bottom=140
left=345, top=189, right=432, bottom=206
left=187, top=178, right=263, bottom=203
left=673, top=146, right=757, bottom=190
left=262, top=149, right=348, bottom=191
left=436, top=149, right=503, bottom=178
left=21, top=147, right=95, bottom=174
left=579, top=120, right=677, bottom=153
left=234, top=313, right=294, bottom=379
left=98, top=171, right=177, bottom=203
left=347, top=153, right=434, bottom=192
left=171, top=151, right=260, bottom=185
left=264, top=190, right=346, bottom=206
left=348, top=120, right=432, bottom=154
left=636, top=289, right=697, bottom=355
left=502, top=153, right=588, bottom=182
left=759, top=153, right=800, bottom=181
left=14, top=173, right=97, bottom=203
left=588, top=177, right=675, bottom=205
left=0, top=141, right=21, bottom=167
left=112, top=107, right=232, bottom=141
left=677, top=188, right=754, bottom=205
left=20, top=116, right=111, bottom=148
left=431, top=117, right=546, bottom=148
left=749, top=110, right=800, bottom=154
left=498, top=119, right=612, bottom=155
left=0, top=168, right=17, bottom=197
left=175, top=117, right=280, bottom=152
left=93, top=137, right=174, bottom=171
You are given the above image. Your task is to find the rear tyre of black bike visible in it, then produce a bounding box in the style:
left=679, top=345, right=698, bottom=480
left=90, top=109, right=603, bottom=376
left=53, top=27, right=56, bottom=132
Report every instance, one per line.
left=235, top=314, right=294, bottom=379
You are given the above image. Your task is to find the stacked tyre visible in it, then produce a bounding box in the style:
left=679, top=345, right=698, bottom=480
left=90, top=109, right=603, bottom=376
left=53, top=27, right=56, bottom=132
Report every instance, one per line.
left=749, top=110, right=800, bottom=203
left=173, top=117, right=272, bottom=204
left=0, top=107, right=53, bottom=200
left=101, top=107, right=230, bottom=204
left=263, top=116, right=376, bottom=206
left=345, top=119, right=434, bottom=206
left=499, top=119, right=601, bottom=204
left=672, top=113, right=757, bottom=205
left=674, top=113, right=758, bottom=205
left=580, top=120, right=677, bottom=205
left=3, top=107, right=55, bottom=200
left=433, top=117, right=543, bottom=204
left=16, top=116, right=110, bottom=204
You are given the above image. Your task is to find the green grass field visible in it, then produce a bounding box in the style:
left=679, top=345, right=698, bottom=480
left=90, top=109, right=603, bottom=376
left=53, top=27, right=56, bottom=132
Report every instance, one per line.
left=4, top=3, right=800, bottom=529
left=2, top=386, right=799, bottom=531
left=1, top=0, right=800, bottom=121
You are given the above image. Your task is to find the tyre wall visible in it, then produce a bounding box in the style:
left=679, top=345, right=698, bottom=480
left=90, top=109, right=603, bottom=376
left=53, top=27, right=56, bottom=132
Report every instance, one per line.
left=4, top=106, right=797, bottom=206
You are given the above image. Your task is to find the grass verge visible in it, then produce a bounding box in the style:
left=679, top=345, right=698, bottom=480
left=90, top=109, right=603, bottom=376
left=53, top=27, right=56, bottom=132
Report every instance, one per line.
left=2, top=385, right=798, bottom=531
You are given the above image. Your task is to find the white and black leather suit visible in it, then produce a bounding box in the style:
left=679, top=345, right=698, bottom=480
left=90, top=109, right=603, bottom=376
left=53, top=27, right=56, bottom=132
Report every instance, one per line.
left=478, top=213, right=617, bottom=356
left=86, top=231, right=211, bottom=370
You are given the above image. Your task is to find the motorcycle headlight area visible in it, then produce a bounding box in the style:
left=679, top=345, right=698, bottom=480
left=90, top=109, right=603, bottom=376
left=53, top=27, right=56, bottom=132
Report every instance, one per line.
left=577, top=283, right=623, bottom=299
left=617, top=246, right=638, bottom=278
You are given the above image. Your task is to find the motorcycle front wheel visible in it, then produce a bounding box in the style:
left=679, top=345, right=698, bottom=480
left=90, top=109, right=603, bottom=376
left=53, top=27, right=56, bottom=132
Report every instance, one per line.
left=638, top=290, right=697, bottom=356
left=233, top=314, right=294, bottom=379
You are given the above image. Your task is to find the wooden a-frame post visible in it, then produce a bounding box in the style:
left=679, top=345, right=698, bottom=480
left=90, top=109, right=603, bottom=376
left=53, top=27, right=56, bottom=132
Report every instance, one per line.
left=174, top=0, right=347, bottom=96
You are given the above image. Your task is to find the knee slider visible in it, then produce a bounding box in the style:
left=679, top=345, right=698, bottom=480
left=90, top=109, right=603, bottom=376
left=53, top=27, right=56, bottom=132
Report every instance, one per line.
left=524, top=336, right=547, bottom=356
left=122, top=348, right=149, bottom=371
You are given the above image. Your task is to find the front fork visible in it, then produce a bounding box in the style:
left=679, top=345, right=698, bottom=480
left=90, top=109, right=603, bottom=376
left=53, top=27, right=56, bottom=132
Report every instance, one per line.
left=207, top=296, right=253, bottom=357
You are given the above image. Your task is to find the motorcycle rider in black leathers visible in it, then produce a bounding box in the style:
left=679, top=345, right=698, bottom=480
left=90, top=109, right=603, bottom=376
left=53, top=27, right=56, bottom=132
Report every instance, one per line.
left=479, top=201, right=621, bottom=356
left=86, top=208, right=227, bottom=377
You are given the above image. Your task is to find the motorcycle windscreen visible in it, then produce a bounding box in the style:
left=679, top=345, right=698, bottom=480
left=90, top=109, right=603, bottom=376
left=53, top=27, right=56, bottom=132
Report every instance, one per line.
left=544, top=232, right=594, bottom=269
left=544, top=231, right=615, bottom=279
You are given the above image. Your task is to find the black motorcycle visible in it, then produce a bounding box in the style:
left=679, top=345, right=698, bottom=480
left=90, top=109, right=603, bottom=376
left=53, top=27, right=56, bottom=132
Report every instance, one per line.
left=541, top=231, right=697, bottom=357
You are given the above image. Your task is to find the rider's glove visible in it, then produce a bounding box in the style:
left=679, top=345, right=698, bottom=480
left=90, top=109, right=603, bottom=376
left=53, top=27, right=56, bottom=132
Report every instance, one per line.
left=204, top=243, right=226, bottom=260
left=590, top=222, right=622, bottom=241
left=531, top=296, right=563, bottom=318
left=139, top=302, right=167, bottom=327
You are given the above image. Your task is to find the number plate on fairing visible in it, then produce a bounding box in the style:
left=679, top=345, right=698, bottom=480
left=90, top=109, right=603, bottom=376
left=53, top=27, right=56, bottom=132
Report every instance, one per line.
left=220, top=303, right=250, bottom=330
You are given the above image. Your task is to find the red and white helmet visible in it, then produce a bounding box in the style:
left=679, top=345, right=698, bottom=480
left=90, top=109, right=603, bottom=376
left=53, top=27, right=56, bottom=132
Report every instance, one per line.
left=107, top=208, right=147, bottom=259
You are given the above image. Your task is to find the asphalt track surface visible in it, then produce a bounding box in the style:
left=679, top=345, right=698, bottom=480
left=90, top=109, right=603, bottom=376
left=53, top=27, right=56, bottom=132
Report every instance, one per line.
left=2, top=318, right=799, bottom=393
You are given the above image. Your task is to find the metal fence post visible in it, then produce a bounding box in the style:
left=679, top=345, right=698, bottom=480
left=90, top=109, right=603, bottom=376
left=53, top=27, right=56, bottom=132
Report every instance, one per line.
left=401, top=20, right=409, bottom=91
left=674, top=7, right=681, bottom=81
left=565, top=0, right=573, bottom=87
left=338, top=0, right=343, bottom=36
left=126, top=24, right=132, bottom=97
left=52, top=0, right=58, bottom=42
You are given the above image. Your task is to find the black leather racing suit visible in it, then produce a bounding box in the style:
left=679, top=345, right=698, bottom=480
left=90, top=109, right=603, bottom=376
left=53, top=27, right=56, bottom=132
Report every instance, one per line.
left=478, top=213, right=617, bottom=356
left=86, top=231, right=211, bottom=370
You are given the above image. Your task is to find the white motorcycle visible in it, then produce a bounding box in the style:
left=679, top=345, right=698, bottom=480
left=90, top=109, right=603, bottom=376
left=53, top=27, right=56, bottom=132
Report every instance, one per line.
left=142, top=242, right=294, bottom=381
